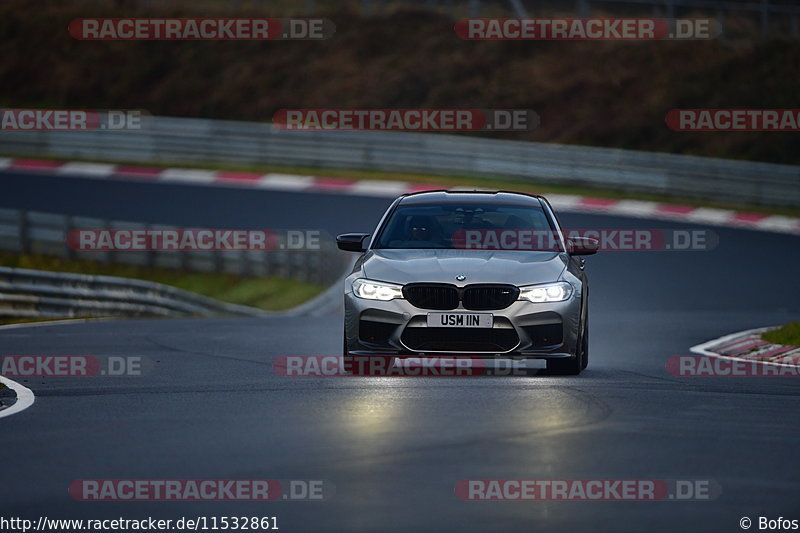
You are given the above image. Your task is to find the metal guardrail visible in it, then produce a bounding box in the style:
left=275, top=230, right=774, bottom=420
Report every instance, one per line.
left=1, top=115, right=798, bottom=207
left=0, top=207, right=348, bottom=318
left=0, top=208, right=345, bottom=285
left=0, top=267, right=268, bottom=318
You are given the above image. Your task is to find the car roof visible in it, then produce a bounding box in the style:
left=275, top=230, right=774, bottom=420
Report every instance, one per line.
left=397, top=190, right=545, bottom=207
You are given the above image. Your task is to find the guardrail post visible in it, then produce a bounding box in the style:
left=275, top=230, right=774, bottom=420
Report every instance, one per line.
left=576, top=0, right=589, bottom=18
left=295, top=251, right=308, bottom=282
left=240, top=250, right=251, bottom=277
left=18, top=210, right=29, bottom=255
left=102, top=219, right=112, bottom=264
left=64, top=215, right=75, bottom=261
left=177, top=245, right=187, bottom=272
left=144, top=222, right=154, bottom=269
left=277, top=249, right=289, bottom=279
left=469, top=0, right=480, bottom=17
left=213, top=248, right=223, bottom=274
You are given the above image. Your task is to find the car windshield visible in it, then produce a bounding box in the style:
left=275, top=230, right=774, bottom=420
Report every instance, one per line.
left=374, top=202, right=563, bottom=251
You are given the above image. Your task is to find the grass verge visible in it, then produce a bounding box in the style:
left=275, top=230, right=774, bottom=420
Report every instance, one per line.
left=0, top=252, right=325, bottom=315
left=762, top=322, right=800, bottom=347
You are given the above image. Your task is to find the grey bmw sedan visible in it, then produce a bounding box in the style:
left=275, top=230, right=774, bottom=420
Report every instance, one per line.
left=337, top=191, right=598, bottom=375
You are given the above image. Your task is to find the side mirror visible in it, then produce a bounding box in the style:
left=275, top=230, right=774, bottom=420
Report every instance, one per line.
left=567, top=236, right=599, bottom=256
left=337, top=233, right=370, bottom=252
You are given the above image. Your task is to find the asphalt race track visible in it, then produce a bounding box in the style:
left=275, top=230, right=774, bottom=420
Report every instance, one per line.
left=1, top=172, right=799, bottom=532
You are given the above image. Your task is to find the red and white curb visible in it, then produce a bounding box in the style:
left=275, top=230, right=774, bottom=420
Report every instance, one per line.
left=691, top=327, right=800, bottom=367
left=3, top=157, right=799, bottom=235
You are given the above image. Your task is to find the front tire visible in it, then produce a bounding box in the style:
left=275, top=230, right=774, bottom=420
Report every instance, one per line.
left=580, top=315, right=589, bottom=370
left=547, top=318, right=586, bottom=376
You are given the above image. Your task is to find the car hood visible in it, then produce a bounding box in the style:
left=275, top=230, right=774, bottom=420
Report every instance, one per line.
left=361, top=249, right=567, bottom=286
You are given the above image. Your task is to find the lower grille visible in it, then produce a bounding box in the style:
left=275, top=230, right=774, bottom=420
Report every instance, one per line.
left=521, top=324, right=563, bottom=347
left=359, top=320, right=397, bottom=346
left=401, top=326, right=519, bottom=353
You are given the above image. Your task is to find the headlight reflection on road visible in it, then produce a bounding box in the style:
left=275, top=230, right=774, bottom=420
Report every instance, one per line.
left=338, top=387, right=407, bottom=440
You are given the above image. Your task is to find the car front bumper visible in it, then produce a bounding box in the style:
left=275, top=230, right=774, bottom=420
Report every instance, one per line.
left=344, top=280, right=583, bottom=358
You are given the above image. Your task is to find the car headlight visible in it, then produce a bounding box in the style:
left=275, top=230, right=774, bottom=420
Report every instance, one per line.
left=352, top=279, right=404, bottom=301
left=518, top=282, right=573, bottom=303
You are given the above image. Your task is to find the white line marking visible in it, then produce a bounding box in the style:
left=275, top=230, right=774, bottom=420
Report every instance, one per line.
left=544, top=194, right=583, bottom=209
left=611, top=199, right=661, bottom=218
left=754, top=215, right=800, bottom=233
left=710, top=336, right=762, bottom=353
left=160, top=168, right=217, bottom=183
left=0, top=375, right=35, bottom=419
left=0, top=158, right=12, bottom=170
left=683, top=207, right=735, bottom=225
left=57, top=162, right=116, bottom=177
left=258, top=174, right=315, bottom=190
left=651, top=208, right=689, bottom=220
left=350, top=180, right=410, bottom=197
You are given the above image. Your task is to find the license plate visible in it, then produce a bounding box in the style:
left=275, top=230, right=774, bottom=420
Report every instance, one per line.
left=427, top=312, right=493, bottom=328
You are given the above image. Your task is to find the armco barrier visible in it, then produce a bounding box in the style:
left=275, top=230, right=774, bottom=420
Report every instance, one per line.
left=0, top=266, right=268, bottom=318
left=1, top=115, right=797, bottom=207
left=0, top=208, right=345, bottom=286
